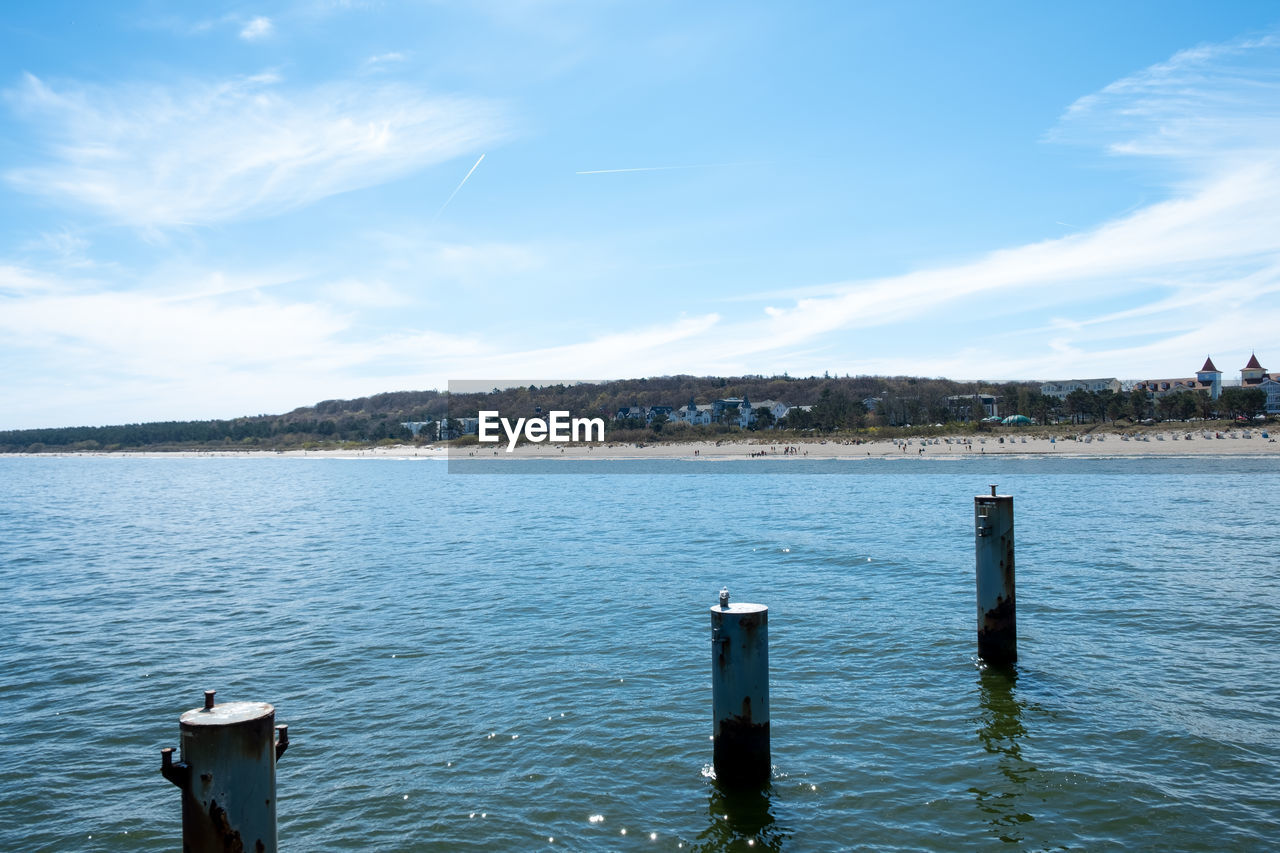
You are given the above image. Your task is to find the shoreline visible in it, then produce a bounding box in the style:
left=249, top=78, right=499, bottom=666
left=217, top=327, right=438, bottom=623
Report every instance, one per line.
left=5, top=428, right=1278, bottom=460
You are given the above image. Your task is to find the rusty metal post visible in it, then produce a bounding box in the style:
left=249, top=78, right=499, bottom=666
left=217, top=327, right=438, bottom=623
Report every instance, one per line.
left=974, top=485, right=1016, bottom=665
left=159, top=689, right=289, bottom=853
left=710, top=587, right=770, bottom=787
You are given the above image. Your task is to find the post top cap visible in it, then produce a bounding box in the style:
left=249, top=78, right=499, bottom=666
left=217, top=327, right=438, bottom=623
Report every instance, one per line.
left=181, top=701, right=274, bottom=727
left=709, top=602, right=768, bottom=615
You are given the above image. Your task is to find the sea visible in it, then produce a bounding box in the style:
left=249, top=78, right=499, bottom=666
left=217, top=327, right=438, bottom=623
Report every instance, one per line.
left=1, top=455, right=1278, bottom=851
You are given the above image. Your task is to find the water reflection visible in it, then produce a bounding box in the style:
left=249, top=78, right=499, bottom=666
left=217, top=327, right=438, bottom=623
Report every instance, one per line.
left=692, top=782, right=789, bottom=852
left=970, top=666, right=1036, bottom=843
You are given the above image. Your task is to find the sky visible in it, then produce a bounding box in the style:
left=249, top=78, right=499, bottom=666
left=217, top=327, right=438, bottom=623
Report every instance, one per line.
left=3, top=1, right=1280, bottom=429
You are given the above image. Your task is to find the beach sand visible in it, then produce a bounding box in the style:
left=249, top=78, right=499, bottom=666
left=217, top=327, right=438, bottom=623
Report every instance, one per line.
left=12, top=427, right=1279, bottom=460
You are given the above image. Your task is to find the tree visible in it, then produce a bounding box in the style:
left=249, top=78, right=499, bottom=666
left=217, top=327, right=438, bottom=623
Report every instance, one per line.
left=1156, top=392, right=1197, bottom=422
left=1020, top=391, right=1059, bottom=425
left=1094, top=389, right=1115, bottom=422
left=751, top=406, right=775, bottom=430
left=780, top=406, right=814, bottom=430
left=1128, top=390, right=1151, bottom=421
left=1107, top=391, right=1129, bottom=422
left=1065, top=389, right=1092, bottom=423
left=1217, top=387, right=1266, bottom=419
left=812, top=386, right=853, bottom=430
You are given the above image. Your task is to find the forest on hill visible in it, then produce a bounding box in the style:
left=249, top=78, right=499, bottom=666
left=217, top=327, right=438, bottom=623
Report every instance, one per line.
left=6, top=374, right=1263, bottom=453
left=0, top=374, right=1022, bottom=452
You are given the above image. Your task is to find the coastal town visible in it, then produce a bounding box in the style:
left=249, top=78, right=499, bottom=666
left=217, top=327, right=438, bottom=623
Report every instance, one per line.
left=430, top=353, right=1280, bottom=440
left=3, top=353, right=1277, bottom=454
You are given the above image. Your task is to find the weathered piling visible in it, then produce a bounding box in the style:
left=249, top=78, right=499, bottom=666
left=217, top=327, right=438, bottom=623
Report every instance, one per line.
left=160, top=689, right=289, bottom=853
left=974, top=485, right=1016, bottom=665
left=711, top=587, right=770, bottom=786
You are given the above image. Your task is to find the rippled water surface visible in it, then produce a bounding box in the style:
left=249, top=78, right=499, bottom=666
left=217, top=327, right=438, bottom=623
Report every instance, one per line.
left=2, top=456, right=1279, bottom=851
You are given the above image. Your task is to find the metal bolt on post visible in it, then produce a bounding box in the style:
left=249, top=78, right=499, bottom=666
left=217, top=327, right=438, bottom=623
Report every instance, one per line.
left=974, top=485, right=1016, bottom=665
left=710, top=587, right=770, bottom=787
left=159, top=689, right=290, bottom=853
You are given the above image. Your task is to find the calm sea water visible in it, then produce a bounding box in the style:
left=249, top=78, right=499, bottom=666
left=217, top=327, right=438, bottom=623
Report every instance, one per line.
left=1, top=456, right=1278, bottom=851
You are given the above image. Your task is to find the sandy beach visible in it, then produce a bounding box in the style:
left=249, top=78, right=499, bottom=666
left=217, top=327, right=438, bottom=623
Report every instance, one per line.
left=9, top=427, right=1279, bottom=460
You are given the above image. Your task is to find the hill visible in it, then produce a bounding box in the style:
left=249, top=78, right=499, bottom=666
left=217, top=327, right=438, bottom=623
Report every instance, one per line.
left=0, top=374, right=1029, bottom=452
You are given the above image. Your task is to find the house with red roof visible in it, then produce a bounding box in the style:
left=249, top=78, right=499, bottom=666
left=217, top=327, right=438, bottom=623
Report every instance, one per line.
left=1133, top=356, right=1221, bottom=400
left=1239, top=353, right=1280, bottom=414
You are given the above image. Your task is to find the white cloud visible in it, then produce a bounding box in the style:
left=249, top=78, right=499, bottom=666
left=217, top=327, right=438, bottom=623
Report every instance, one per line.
left=365, top=232, right=547, bottom=280
left=673, top=32, right=1280, bottom=380
left=1053, top=34, right=1280, bottom=166
left=366, top=51, right=407, bottom=66
left=239, top=16, right=274, bottom=40
left=414, top=31, right=1280, bottom=384
left=0, top=281, right=347, bottom=373
left=9, top=32, right=1280, bottom=428
left=322, top=278, right=410, bottom=307
left=4, top=72, right=507, bottom=227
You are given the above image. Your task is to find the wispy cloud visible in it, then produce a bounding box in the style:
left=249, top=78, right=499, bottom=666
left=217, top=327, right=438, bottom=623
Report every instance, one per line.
left=4, top=72, right=508, bottom=227
left=239, top=16, right=274, bottom=41
left=1051, top=33, right=1280, bottom=165
left=8, top=31, right=1280, bottom=428
left=454, top=32, right=1280, bottom=383
left=365, top=51, right=407, bottom=67
left=322, top=278, right=411, bottom=307
left=669, top=32, right=1280, bottom=379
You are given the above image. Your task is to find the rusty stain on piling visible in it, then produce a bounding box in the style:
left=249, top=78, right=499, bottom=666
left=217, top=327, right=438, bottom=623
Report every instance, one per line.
left=208, top=799, right=247, bottom=853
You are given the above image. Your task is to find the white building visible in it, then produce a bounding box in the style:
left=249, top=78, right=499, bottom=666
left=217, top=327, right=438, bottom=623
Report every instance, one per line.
left=1258, top=377, right=1280, bottom=415
left=1039, top=378, right=1121, bottom=399
left=753, top=399, right=792, bottom=425
left=672, top=398, right=712, bottom=425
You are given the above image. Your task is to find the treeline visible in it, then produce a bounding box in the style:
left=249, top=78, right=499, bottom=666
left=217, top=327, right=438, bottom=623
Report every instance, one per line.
left=0, top=413, right=423, bottom=453
left=0, top=374, right=1009, bottom=451
left=457, top=375, right=1009, bottom=428
left=3, top=375, right=1267, bottom=453
left=1033, top=386, right=1266, bottom=424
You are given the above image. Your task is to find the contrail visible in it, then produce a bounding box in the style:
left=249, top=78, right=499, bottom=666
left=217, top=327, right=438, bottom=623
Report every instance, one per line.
left=576, top=161, right=764, bottom=175
left=433, top=153, right=486, bottom=221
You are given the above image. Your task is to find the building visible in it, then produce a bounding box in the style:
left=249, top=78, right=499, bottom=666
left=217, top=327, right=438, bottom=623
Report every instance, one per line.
left=1039, top=378, right=1121, bottom=399
left=437, top=417, right=479, bottom=439
left=400, top=421, right=433, bottom=438
left=1240, top=353, right=1273, bottom=386
left=1196, top=357, right=1223, bottom=399
left=673, top=398, right=712, bottom=425
left=1133, top=357, right=1220, bottom=400
left=615, top=405, right=675, bottom=424
left=646, top=405, right=674, bottom=423
left=946, top=394, right=998, bottom=421
left=712, top=395, right=754, bottom=427
left=1238, top=354, right=1280, bottom=414
left=753, top=400, right=792, bottom=425
left=1259, top=377, right=1280, bottom=415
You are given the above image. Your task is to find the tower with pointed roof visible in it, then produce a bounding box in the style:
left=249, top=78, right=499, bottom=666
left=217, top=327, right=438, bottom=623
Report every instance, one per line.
left=1242, top=353, right=1267, bottom=385
left=1196, top=356, right=1222, bottom=399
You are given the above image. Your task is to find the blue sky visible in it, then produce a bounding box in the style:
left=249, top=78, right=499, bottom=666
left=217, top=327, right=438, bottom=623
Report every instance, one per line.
left=3, top=2, right=1280, bottom=429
